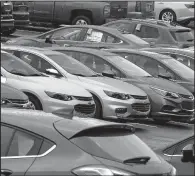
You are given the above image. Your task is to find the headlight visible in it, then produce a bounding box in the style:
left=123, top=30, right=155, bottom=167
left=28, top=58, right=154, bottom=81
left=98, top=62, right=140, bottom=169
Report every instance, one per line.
left=104, top=90, right=132, bottom=100
left=170, top=166, right=177, bottom=176
left=72, top=165, right=134, bottom=176
left=45, top=91, right=73, bottom=101
left=150, top=87, right=180, bottom=99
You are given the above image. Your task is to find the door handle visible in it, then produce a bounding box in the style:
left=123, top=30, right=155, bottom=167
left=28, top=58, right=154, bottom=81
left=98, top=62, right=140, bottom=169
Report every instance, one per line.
left=1, top=169, right=12, bottom=176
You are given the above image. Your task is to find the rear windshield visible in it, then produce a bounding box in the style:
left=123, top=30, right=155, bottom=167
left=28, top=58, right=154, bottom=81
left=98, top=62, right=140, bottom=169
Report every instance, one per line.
left=170, top=30, right=194, bottom=42
left=71, top=131, right=160, bottom=163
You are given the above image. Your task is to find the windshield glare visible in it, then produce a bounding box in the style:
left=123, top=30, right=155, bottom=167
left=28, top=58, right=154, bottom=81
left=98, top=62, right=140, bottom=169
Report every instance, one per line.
left=161, top=58, right=194, bottom=79
left=71, top=133, right=160, bottom=163
left=123, top=34, right=149, bottom=45
left=46, top=53, right=97, bottom=76
left=105, top=55, right=151, bottom=77
left=1, top=52, right=41, bottom=76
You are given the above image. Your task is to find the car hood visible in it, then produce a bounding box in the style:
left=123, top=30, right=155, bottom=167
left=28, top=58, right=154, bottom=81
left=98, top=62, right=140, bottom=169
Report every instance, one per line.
left=18, top=76, right=91, bottom=97
left=1, top=84, right=28, bottom=100
left=125, top=76, right=191, bottom=95
left=76, top=76, right=147, bottom=95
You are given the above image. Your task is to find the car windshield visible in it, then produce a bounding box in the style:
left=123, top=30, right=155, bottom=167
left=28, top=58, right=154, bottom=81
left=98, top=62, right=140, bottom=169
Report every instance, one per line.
left=71, top=132, right=160, bottom=163
left=1, top=52, right=42, bottom=76
left=45, top=53, right=97, bottom=77
left=122, top=34, right=149, bottom=45
left=161, top=58, right=194, bottom=79
left=105, top=55, right=151, bottom=77
left=170, top=30, right=194, bottom=42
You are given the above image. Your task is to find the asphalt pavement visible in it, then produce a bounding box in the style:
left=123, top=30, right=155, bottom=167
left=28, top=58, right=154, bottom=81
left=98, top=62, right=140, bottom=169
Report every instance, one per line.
left=1, top=25, right=194, bottom=151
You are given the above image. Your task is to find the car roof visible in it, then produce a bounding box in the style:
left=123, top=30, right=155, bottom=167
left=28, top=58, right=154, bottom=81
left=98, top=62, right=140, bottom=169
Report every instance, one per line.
left=1, top=45, right=63, bottom=56
left=48, top=46, right=118, bottom=57
left=105, top=48, right=172, bottom=61
left=104, top=18, right=191, bottom=30
left=1, top=108, right=135, bottom=140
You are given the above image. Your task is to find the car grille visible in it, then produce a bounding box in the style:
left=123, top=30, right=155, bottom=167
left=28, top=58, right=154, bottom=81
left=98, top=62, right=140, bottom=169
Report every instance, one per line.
left=75, top=104, right=95, bottom=114
left=179, top=94, right=193, bottom=99
left=182, top=101, right=194, bottom=110
left=7, top=99, right=28, bottom=104
left=74, top=96, right=93, bottom=101
left=132, top=103, right=150, bottom=112
left=131, top=95, right=148, bottom=100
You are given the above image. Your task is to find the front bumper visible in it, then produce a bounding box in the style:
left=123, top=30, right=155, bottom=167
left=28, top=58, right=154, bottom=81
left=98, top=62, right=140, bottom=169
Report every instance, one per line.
left=148, top=93, right=194, bottom=122
left=42, top=97, right=96, bottom=118
left=101, top=95, right=150, bottom=120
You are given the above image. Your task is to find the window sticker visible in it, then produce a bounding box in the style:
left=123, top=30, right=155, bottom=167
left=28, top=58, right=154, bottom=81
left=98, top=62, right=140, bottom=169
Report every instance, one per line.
left=86, top=31, right=103, bottom=42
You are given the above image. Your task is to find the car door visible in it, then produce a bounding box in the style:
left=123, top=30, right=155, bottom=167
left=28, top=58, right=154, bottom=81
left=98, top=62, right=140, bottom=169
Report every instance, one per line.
left=169, top=137, right=194, bottom=175
left=1, top=124, right=43, bottom=176
left=133, top=24, right=160, bottom=46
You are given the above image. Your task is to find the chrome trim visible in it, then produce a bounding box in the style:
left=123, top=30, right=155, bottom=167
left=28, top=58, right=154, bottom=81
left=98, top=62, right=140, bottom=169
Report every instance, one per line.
left=1, top=145, right=56, bottom=159
left=163, top=153, right=182, bottom=157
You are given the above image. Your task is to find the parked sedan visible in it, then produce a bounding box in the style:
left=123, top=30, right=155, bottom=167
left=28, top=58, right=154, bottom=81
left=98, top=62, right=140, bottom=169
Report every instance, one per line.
left=48, top=46, right=194, bottom=123
left=155, top=134, right=194, bottom=175
left=6, top=25, right=150, bottom=49
left=103, top=18, right=194, bottom=48
left=1, top=50, right=95, bottom=118
left=1, top=83, right=34, bottom=109
left=142, top=47, right=194, bottom=70
left=1, top=108, right=177, bottom=176
left=2, top=45, right=151, bottom=121
left=106, top=48, right=194, bottom=95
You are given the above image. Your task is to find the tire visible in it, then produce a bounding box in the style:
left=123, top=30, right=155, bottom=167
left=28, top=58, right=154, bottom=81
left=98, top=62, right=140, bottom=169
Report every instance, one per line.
left=27, top=94, right=42, bottom=110
left=159, top=9, right=176, bottom=23
left=2, top=28, right=16, bottom=36
left=93, top=95, right=102, bottom=119
left=71, top=15, right=92, bottom=25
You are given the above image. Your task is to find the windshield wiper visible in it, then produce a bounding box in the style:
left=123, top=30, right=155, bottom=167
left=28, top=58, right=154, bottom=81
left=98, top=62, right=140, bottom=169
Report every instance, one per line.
left=28, top=73, right=42, bottom=76
left=71, top=73, right=87, bottom=77
left=123, top=156, right=151, bottom=164
left=10, top=71, right=28, bottom=76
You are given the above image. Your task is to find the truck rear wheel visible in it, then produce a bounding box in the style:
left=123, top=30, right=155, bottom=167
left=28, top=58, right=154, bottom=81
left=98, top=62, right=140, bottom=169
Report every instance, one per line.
left=72, top=16, right=92, bottom=25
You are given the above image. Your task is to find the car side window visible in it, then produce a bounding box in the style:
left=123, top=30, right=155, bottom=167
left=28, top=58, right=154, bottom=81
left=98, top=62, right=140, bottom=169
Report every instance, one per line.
left=51, top=28, right=83, bottom=41
left=134, top=24, right=159, bottom=38
left=1, top=125, right=15, bottom=156
left=106, top=22, right=134, bottom=33
left=17, top=51, right=61, bottom=75
left=7, top=129, right=42, bottom=156
left=84, top=29, right=123, bottom=44
left=174, top=137, right=194, bottom=155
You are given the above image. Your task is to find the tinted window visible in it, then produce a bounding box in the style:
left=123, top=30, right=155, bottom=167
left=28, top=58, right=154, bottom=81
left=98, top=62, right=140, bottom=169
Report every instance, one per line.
left=71, top=132, right=160, bottom=163
left=161, top=58, right=194, bottom=79
left=174, top=137, right=194, bottom=155
left=1, top=125, right=15, bottom=156
left=135, top=25, right=159, bottom=38
left=170, top=30, right=194, bottom=42
left=7, top=130, right=42, bottom=156
left=1, top=52, right=41, bottom=76
left=105, top=22, right=134, bottom=33
left=106, top=54, right=151, bottom=77
left=39, top=139, right=54, bottom=155
left=46, top=53, right=97, bottom=77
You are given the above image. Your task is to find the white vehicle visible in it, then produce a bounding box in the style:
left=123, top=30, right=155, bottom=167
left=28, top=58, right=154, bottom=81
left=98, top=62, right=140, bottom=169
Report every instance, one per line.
left=1, top=50, right=95, bottom=118
left=2, top=46, right=151, bottom=121
left=155, top=2, right=194, bottom=24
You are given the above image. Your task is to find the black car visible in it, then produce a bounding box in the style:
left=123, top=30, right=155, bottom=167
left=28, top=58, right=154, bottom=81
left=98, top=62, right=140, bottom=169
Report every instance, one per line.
left=1, top=83, right=34, bottom=109
left=49, top=46, right=194, bottom=123
left=106, top=48, right=194, bottom=96
left=1, top=108, right=177, bottom=176
left=6, top=25, right=150, bottom=49
left=141, top=47, right=194, bottom=70
left=155, top=134, right=194, bottom=176
left=103, top=18, right=194, bottom=48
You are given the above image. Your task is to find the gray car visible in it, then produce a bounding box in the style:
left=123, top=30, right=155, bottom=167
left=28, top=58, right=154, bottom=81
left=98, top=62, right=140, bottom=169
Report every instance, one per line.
left=1, top=83, right=34, bottom=109
left=2, top=45, right=151, bottom=122
left=48, top=46, right=194, bottom=123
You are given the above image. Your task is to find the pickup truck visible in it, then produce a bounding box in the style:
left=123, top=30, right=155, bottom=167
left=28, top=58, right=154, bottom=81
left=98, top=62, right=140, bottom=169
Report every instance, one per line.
left=28, top=1, right=111, bottom=26
left=1, top=1, right=15, bottom=35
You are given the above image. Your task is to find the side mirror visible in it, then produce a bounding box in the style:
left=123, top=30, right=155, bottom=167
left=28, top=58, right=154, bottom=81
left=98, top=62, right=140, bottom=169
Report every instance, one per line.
left=45, top=68, right=61, bottom=78
left=181, top=144, right=194, bottom=163
left=45, top=35, right=53, bottom=44
left=102, top=70, right=115, bottom=78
